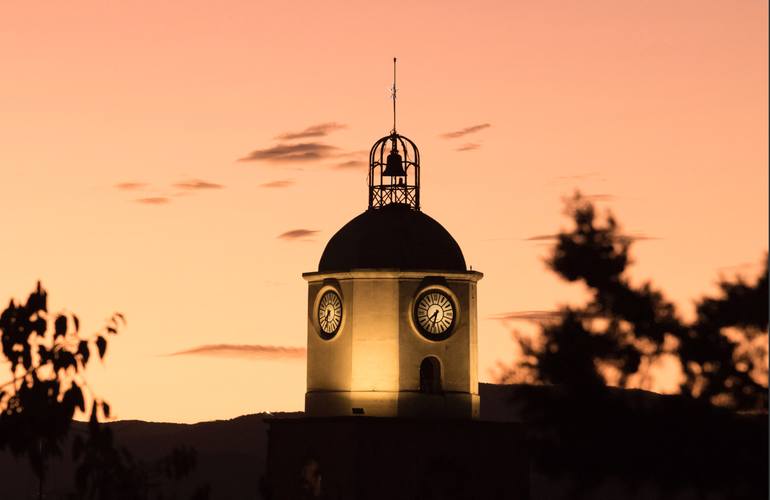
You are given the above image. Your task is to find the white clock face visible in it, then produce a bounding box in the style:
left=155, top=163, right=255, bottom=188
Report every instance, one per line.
left=415, top=290, right=455, bottom=338
left=318, top=290, right=342, bottom=337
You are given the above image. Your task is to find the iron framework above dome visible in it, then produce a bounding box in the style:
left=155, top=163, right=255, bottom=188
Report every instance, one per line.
left=368, top=132, right=420, bottom=210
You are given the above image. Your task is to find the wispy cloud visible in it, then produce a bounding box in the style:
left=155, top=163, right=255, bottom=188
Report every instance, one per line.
left=120, top=179, right=221, bottom=206
left=238, top=143, right=338, bottom=163
left=260, top=180, right=294, bottom=188
left=627, top=234, right=661, bottom=242
left=717, top=261, right=763, bottom=275
left=456, top=143, right=480, bottom=152
left=276, top=122, right=347, bottom=140
left=490, top=310, right=562, bottom=323
left=335, top=160, right=366, bottom=169
left=337, top=149, right=367, bottom=158
left=173, top=179, right=224, bottom=190
left=524, top=232, right=659, bottom=242
left=115, top=182, right=148, bottom=191
left=583, top=193, right=615, bottom=202
left=278, top=229, right=319, bottom=240
left=441, top=123, right=491, bottom=139
left=135, top=197, right=170, bottom=205
left=552, top=172, right=603, bottom=182
left=167, top=344, right=306, bottom=360
left=524, top=234, right=558, bottom=242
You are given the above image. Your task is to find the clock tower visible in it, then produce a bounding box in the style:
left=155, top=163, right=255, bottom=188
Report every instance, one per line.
left=264, top=62, right=530, bottom=500
left=302, top=66, right=482, bottom=419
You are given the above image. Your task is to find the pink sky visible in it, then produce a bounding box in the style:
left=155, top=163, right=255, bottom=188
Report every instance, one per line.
left=0, top=0, right=767, bottom=422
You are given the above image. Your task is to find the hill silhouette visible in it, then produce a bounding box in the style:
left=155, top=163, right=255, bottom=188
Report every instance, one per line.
left=1, top=384, right=766, bottom=499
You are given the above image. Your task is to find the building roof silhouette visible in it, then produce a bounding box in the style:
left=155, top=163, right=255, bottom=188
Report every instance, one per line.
left=318, top=204, right=466, bottom=272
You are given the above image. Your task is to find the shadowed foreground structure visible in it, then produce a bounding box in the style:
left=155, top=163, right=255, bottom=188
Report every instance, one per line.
left=1, top=384, right=766, bottom=499
left=263, top=417, right=528, bottom=500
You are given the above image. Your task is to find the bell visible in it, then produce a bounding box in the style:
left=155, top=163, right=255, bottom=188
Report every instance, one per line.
left=383, top=149, right=406, bottom=177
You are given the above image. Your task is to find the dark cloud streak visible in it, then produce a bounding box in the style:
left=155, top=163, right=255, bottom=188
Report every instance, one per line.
left=173, top=179, right=224, bottom=190
left=276, top=122, right=346, bottom=140
left=168, top=344, right=306, bottom=360
left=441, top=123, right=491, bottom=139
left=115, top=182, right=148, bottom=191
left=524, top=233, right=660, bottom=242
left=552, top=172, right=603, bottom=182
left=135, top=197, right=170, bottom=205
left=238, top=143, right=338, bottom=163
left=335, top=160, right=366, bottom=169
left=583, top=194, right=615, bottom=202
left=627, top=234, right=661, bottom=241
left=490, top=310, right=562, bottom=323
left=278, top=229, right=319, bottom=240
left=524, top=234, right=559, bottom=242
left=260, top=180, right=294, bottom=188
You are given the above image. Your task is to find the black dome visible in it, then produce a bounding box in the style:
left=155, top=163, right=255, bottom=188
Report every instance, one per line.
left=319, top=204, right=466, bottom=272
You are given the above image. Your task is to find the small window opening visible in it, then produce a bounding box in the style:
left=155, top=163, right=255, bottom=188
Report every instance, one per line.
left=419, top=357, right=442, bottom=394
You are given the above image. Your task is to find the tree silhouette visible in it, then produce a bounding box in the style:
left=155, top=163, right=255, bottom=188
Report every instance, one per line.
left=496, top=193, right=768, bottom=497
left=682, top=266, right=768, bottom=410
left=0, top=283, right=209, bottom=499
left=502, top=192, right=768, bottom=411
left=0, top=282, right=121, bottom=495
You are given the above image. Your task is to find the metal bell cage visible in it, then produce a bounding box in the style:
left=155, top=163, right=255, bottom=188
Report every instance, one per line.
left=368, top=132, right=420, bottom=210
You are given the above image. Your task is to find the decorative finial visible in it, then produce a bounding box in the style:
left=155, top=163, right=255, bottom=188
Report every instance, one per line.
left=368, top=57, right=420, bottom=210
left=391, top=57, right=397, bottom=134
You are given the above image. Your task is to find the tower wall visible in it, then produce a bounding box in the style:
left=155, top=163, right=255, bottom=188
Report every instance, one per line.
left=305, top=280, right=353, bottom=392
left=304, top=270, right=482, bottom=418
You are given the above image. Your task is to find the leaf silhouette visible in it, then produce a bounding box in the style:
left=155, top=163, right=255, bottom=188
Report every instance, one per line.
left=96, top=336, right=107, bottom=359
left=54, top=314, right=68, bottom=338
left=67, top=385, right=85, bottom=412
left=77, top=340, right=90, bottom=364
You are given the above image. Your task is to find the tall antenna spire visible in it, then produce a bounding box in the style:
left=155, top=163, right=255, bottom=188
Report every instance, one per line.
left=369, top=57, right=420, bottom=210
left=391, top=57, right=397, bottom=133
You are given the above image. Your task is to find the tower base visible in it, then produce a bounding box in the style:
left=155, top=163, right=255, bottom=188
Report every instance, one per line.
left=305, top=390, right=480, bottom=419
left=263, top=417, right=529, bottom=500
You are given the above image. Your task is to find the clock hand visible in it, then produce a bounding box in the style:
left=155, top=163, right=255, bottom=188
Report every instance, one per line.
left=429, top=310, right=439, bottom=323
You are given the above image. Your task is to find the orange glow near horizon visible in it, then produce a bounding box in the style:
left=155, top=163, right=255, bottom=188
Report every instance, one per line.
left=0, top=0, right=767, bottom=423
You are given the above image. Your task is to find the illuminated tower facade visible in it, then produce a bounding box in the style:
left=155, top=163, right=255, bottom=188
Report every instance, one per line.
left=302, top=62, right=482, bottom=418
